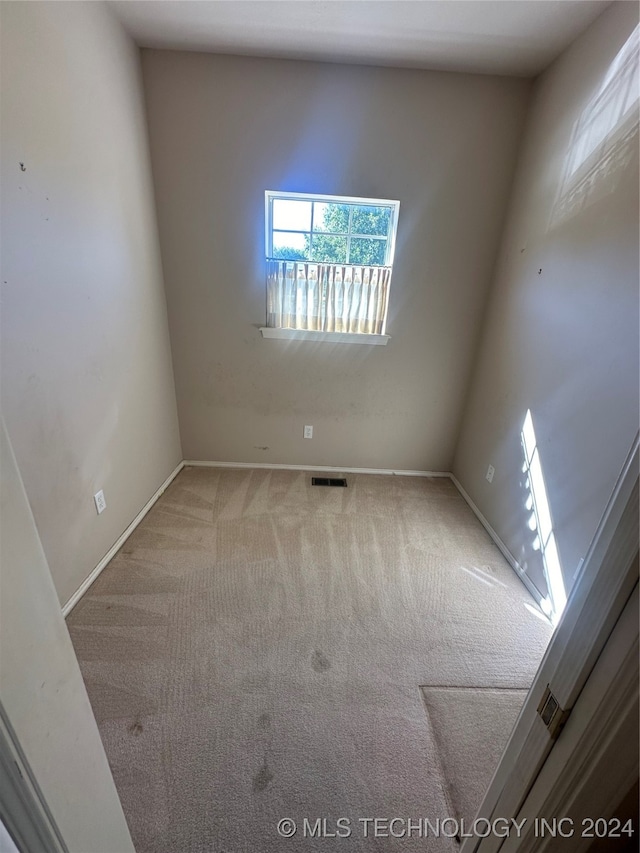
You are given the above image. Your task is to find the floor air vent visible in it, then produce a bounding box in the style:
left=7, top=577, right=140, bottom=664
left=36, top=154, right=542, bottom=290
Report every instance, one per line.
left=312, top=477, right=348, bottom=487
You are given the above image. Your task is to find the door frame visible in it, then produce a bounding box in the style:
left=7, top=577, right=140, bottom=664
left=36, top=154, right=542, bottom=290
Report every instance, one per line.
left=0, top=700, right=67, bottom=853
left=499, top=580, right=638, bottom=852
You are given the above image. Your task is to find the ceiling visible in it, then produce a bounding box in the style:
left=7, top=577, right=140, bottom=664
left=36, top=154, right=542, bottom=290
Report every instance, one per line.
left=110, top=0, right=611, bottom=77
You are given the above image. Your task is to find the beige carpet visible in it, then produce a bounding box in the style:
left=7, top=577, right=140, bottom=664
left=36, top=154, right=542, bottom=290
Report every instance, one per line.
left=67, top=467, right=553, bottom=853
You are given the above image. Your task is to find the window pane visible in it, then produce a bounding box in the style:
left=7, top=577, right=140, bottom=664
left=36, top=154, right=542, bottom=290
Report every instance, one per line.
left=313, top=203, right=350, bottom=233
left=273, top=199, right=312, bottom=231
left=349, top=237, right=386, bottom=265
left=272, top=231, right=309, bottom=260
left=309, top=234, right=347, bottom=263
left=351, top=205, right=391, bottom=237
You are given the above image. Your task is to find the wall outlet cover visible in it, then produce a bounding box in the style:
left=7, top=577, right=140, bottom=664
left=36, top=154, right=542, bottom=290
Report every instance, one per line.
left=94, top=490, right=106, bottom=514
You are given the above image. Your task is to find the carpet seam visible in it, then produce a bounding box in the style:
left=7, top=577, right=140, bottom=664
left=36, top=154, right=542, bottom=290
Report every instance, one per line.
left=418, top=685, right=530, bottom=692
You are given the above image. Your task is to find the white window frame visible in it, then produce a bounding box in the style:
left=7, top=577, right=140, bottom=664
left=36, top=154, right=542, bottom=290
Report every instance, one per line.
left=264, top=190, right=400, bottom=267
left=261, top=191, right=400, bottom=344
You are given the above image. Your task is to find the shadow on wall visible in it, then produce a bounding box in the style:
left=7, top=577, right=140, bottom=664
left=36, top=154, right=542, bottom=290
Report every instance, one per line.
left=549, top=24, right=639, bottom=231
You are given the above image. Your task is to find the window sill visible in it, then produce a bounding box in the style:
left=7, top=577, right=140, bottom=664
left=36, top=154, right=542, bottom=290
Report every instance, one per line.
left=259, top=328, right=390, bottom=346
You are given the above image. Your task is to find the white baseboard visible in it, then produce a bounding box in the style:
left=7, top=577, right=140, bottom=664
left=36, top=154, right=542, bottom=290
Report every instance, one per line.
left=449, top=473, right=547, bottom=610
left=62, top=461, right=185, bottom=617
left=183, top=460, right=450, bottom=477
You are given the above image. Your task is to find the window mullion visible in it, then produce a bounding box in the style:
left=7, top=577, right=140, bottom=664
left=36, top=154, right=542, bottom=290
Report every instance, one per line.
left=346, top=207, right=353, bottom=264
left=309, top=201, right=315, bottom=260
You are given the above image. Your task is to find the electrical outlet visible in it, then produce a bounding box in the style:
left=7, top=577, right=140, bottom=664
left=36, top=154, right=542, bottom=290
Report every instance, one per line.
left=94, top=489, right=107, bottom=514
left=486, top=465, right=495, bottom=484
left=303, top=425, right=313, bottom=439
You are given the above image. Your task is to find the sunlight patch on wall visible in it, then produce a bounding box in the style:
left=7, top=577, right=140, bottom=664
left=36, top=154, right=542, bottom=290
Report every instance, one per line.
left=549, top=24, right=639, bottom=230
left=521, top=409, right=566, bottom=625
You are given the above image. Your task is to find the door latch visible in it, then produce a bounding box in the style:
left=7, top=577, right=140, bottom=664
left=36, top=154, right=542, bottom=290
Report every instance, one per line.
left=537, top=685, right=571, bottom=739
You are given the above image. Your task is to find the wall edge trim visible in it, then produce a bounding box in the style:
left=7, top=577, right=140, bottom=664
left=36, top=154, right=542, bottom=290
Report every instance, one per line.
left=62, top=461, right=185, bottom=617
left=183, top=460, right=450, bottom=477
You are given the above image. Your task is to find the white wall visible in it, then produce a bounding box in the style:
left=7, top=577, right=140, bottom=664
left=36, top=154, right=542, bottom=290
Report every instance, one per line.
left=453, top=1, right=639, bottom=599
left=0, top=421, right=135, bottom=852
left=0, top=1, right=182, bottom=606
left=141, top=50, right=530, bottom=470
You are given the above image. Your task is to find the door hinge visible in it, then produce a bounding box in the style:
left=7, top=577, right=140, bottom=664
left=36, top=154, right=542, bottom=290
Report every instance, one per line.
left=537, top=685, right=571, bottom=739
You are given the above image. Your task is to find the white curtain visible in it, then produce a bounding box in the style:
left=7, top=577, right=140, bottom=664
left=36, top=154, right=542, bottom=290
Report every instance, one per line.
left=266, top=260, right=392, bottom=334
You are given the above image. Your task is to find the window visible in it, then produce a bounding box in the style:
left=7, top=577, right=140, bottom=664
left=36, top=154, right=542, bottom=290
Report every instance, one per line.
left=262, top=191, right=400, bottom=343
